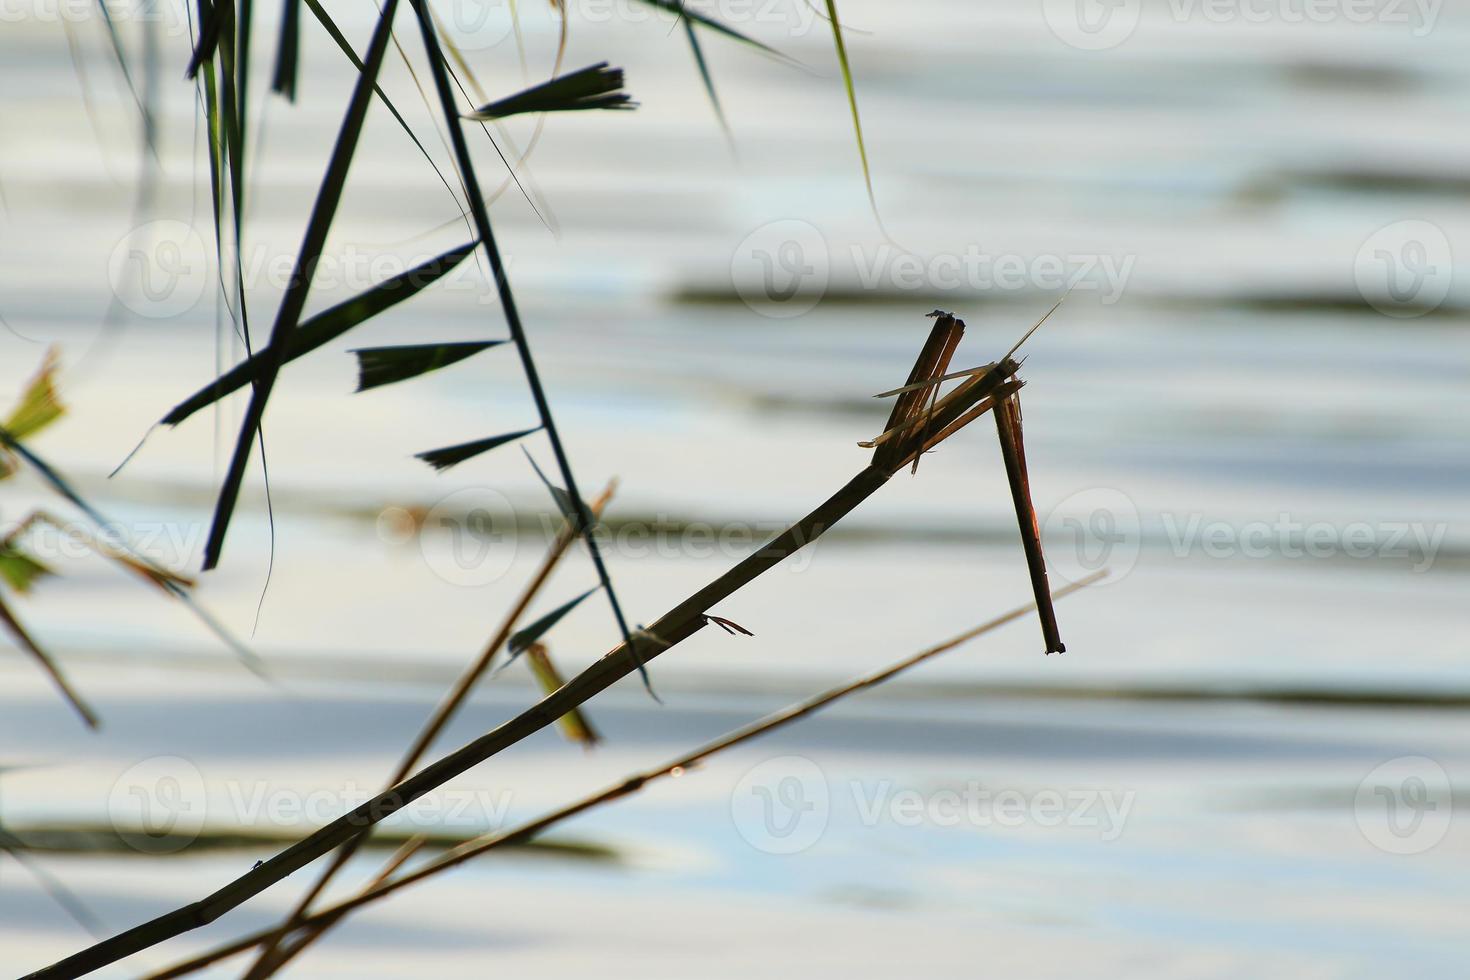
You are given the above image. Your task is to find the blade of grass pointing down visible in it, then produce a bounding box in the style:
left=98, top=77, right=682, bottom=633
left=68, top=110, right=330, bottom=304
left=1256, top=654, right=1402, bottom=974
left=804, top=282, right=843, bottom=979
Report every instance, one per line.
left=635, top=0, right=783, bottom=55
left=524, top=643, right=601, bottom=747
left=353, top=341, right=505, bottom=392
left=822, top=0, right=891, bottom=240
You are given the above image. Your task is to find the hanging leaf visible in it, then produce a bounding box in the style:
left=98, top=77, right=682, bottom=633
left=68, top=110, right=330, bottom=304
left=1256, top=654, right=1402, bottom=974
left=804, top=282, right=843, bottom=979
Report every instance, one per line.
left=4, top=348, right=65, bottom=440
left=0, top=547, right=53, bottom=594
left=185, top=0, right=223, bottom=78
left=522, top=448, right=585, bottom=525
left=524, top=642, right=601, bottom=747
left=465, top=63, right=635, bottom=120
left=507, top=587, right=599, bottom=660
left=416, top=428, right=539, bottom=472
left=633, top=0, right=783, bottom=55
left=160, top=240, right=478, bottom=426
left=353, top=340, right=503, bottom=392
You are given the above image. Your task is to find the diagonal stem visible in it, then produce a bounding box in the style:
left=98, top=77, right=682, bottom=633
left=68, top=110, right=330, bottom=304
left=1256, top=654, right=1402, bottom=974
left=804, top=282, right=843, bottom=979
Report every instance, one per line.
left=241, top=483, right=615, bottom=975
left=144, top=571, right=1105, bottom=978
left=406, top=0, right=637, bottom=677
left=26, top=343, right=1017, bottom=979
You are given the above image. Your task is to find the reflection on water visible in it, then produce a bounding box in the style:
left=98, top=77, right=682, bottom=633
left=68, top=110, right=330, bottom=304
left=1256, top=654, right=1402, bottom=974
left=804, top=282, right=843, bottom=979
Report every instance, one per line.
left=1, top=0, right=1467, bottom=975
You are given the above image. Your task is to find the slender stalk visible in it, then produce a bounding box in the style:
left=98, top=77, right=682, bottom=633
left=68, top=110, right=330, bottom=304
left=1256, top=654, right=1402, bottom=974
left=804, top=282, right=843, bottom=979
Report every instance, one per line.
left=994, top=392, right=1064, bottom=654
left=0, top=595, right=99, bottom=729
left=201, top=0, right=400, bottom=570
left=242, top=483, right=615, bottom=975
left=147, top=570, right=1106, bottom=978
left=405, top=0, right=637, bottom=674
left=26, top=340, right=1018, bottom=979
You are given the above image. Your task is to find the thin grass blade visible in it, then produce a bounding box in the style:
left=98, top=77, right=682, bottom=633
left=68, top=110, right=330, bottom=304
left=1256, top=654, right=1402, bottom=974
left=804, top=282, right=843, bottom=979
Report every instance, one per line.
left=416, top=428, right=539, bottom=471
left=507, top=587, right=599, bottom=660
left=161, top=240, right=477, bottom=426
left=353, top=340, right=503, bottom=392
left=465, top=63, right=635, bottom=120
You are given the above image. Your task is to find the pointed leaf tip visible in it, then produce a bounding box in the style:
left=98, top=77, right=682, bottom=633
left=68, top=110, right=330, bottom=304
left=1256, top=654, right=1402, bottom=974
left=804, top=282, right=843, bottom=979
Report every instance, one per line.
left=416, top=428, right=539, bottom=472
left=466, top=63, right=637, bottom=120
left=507, top=587, right=600, bottom=659
left=353, top=340, right=503, bottom=392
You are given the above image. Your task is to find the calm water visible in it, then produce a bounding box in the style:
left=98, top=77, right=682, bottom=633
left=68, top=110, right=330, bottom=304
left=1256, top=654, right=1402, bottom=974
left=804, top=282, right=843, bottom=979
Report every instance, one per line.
left=1, top=0, right=1467, bottom=975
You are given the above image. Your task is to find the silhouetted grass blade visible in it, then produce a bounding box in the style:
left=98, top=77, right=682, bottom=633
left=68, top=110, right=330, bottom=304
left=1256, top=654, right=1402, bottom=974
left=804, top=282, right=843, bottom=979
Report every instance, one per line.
left=465, top=63, right=635, bottom=120
left=161, top=240, right=476, bottom=426
left=416, top=428, right=539, bottom=471
left=185, top=0, right=222, bottom=80
left=202, top=0, right=403, bottom=571
left=0, top=548, right=52, bottom=593
left=271, top=0, right=300, bottom=99
left=352, top=340, right=503, bottom=392
left=507, top=588, right=599, bottom=660
left=634, top=0, right=782, bottom=55
left=0, top=593, right=100, bottom=729
left=521, top=448, right=584, bottom=524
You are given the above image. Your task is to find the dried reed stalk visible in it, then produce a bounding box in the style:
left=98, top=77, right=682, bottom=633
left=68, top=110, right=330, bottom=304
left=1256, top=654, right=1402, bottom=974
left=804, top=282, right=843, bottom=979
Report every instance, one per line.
left=994, top=391, right=1065, bottom=654
left=239, top=482, right=617, bottom=976
left=27, top=319, right=1035, bottom=979
left=146, top=570, right=1105, bottom=978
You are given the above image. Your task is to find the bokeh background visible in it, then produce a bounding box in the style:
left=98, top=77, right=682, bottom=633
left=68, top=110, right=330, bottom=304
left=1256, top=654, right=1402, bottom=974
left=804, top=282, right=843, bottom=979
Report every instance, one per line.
left=2, top=0, right=1467, bottom=975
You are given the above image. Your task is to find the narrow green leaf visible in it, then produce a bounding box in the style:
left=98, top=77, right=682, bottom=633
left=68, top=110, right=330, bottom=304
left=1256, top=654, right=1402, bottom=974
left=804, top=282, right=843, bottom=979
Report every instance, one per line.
left=524, top=643, right=601, bottom=747
left=416, top=428, right=539, bottom=472
left=353, top=340, right=503, bottom=392
left=160, top=240, right=477, bottom=426
left=522, top=448, right=584, bottom=525
left=507, top=587, right=599, bottom=659
left=3, top=349, right=65, bottom=440
left=822, top=0, right=887, bottom=236
left=0, top=548, right=53, bottom=594
left=465, top=63, right=635, bottom=120
left=186, top=0, right=223, bottom=80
